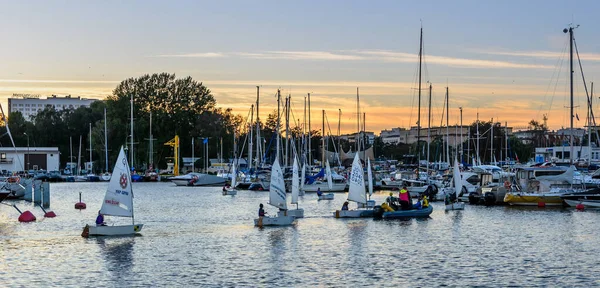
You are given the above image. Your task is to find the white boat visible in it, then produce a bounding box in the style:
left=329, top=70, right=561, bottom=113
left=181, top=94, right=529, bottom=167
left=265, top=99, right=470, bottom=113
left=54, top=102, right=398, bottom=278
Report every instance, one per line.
left=223, top=162, right=238, bottom=195
left=334, top=154, right=374, bottom=218
left=171, top=172, right=226, bottom=186
left=302, top=161, right=347, bottom=192
left=82, top=147, right=143, bottom=237
left=287, top=157, right=304, bottom=218
left=254, top=156, right=296, bottom=227
left=317, top=161, right=335, bottom=200
left=445, top=158, right=465, bottom=211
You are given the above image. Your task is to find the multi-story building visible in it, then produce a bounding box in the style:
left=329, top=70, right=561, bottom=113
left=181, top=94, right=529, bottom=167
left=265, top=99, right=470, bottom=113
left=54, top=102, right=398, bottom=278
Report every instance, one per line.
left=8, top=94, right=98, bottom=120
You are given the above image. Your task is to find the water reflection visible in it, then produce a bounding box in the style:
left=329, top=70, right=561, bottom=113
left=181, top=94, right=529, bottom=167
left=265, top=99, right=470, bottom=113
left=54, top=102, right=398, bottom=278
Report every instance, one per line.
left=97, top=237, right=135, bottom=285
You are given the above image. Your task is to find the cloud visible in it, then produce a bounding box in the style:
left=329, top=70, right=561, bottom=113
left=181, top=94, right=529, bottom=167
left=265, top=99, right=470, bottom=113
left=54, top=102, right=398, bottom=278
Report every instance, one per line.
left=155, top=50, right=551, bottom=69
left=471, top=48, right=600, bottom=62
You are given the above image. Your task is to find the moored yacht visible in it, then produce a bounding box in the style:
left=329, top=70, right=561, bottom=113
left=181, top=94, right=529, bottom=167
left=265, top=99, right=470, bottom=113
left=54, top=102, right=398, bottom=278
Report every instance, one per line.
left=170, top=172, right=226, bottom=187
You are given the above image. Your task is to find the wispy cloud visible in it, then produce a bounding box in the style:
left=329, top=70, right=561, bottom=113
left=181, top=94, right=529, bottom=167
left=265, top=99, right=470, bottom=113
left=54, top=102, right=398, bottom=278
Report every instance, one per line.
left=155, top=52, right=226, bottom=58
left=156, top=50, right=551, bottom=69
left=471, top=48, right=600, bottom=62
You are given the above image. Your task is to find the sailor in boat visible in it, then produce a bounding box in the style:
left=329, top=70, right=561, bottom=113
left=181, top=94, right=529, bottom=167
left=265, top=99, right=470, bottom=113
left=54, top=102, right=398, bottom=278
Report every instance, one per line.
left=258, top=203, right=266, bottom=217
left=95, top=210, right=106, bottom=226
left=412, top=196, right=423, bottom=210
left=399, top=186, right=411, bottom=210
left=317, top=187, right=323, bottom=197
left=422, top=195, right=429, bottom=208
left=341, top=201, right=349, bottom=211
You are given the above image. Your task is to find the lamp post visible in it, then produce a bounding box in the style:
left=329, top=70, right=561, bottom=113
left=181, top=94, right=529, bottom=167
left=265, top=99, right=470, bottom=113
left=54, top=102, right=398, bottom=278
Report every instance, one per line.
left=24, top=132, right=29, bottom=171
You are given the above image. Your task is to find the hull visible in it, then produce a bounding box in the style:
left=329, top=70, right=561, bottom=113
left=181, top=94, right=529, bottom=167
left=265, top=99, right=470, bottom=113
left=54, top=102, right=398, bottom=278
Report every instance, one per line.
left=382, top=205, right=433, bottom=219
left=333, top=209, right=374, bottom=218
left=564, top=199, right=600, bottom=208
left=222, top=188, right=237, bottom=195
left=101, top=173, right=112, bottom=181
left=302, top=182, right=346, bottom=192
left=254, top=215, right=295, bottom=227
left=445, top=202, right=465, bottom=211
left=281, top=209, right=304, bottom=218
left=318, top=193, right=334, bottom=200
left=86, top=224, right=144, bottom=237
left=504, top=193, right=563, bottom=206
left=171, top=173, right=227, bottom=187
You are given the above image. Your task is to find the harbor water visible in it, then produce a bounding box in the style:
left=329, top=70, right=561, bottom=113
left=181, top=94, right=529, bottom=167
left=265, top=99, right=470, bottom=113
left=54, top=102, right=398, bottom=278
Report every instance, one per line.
left=2, top=182, right=600, bottom=287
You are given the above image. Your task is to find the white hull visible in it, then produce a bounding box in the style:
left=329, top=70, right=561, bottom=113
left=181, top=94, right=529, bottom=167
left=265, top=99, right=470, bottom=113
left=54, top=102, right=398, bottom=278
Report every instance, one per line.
left=101, top=173, right=111, bottom=181
left=254, top=215, right=295, bottom=227
left=302, top=182, right=346, bottom=192
left=318, top=193, right=334, bottom=200
left=285, top=208, right=304, bottom=218
left=564, top=199, right=600, bottom=208
left=445, top=202, right=465, bottom=211
left=171, top=173, right=226, bottom=186
left=87, top=224, right=143, bottom=237
left=333, top=209, right=373, bottom=218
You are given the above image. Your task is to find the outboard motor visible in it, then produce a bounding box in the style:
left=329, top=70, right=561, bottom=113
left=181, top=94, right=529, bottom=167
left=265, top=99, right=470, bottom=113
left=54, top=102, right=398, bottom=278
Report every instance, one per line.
left=468, top=192, right=481, bottom=205
left=372, top=205, right=384, bottom=219
left=424, top=185, right=438, bottom=201
left=483, top=192, right=496, bottom=206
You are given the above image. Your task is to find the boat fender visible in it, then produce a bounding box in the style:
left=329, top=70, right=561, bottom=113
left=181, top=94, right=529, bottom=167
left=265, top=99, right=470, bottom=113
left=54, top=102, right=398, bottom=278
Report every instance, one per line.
left=537, top=202, right=546, bottom=208
left=576, top=203, right=585, bottom=211
left=18, top=211, right=36, bottom=222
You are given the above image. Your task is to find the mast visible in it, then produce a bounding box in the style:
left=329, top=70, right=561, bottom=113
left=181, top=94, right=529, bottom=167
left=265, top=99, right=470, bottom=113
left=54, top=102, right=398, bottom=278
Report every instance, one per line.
left=446, top=87, right=450, bottom=164
left=277, top=89, right=281, bottom=162
left=70, top=136, right=73, bottom=174
left=104, top=107, right=108, bottom=172
left=256, top=86, right=261, bottom=168
left=249, top=104, right=254, bottom=172
left=78, top=135, right=82, bottom=176
left=417, top=26, right=423, bottom=172
left=89, top=123, right=92, bottom=174
left=363, top=112, right=366, bottom=163
left=192, top=137, right=194, bottom=172
left=568, top=26, right=574, bottom=165
left=322, top=109, right=325, bottom=166
left=130, top=94, right=134, bottom=168
left=476, top=112, right=480, bottom=165
left=491, top=118, right=494, bottom=165
left=356, top=87, right=360, bottom=152
left=505, top=121, right=508, bottom=163
left=460, top=107, right=463, bottom=164
left=285, top=94, right=290, bottom=168
left=303, top=95, right=307, bottom=165
left=590, top=83, right=594, bottom=161
left=149, top=112, right=153, bottom=170
left=338, top=109, right=341, bottom=166
left=308, top=92, right=312, bottom=167
left=427, top=83, right=432, bottom=182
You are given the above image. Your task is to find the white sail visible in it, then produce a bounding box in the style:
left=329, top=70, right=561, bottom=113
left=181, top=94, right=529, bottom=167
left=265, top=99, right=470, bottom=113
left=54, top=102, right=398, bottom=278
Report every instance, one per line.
left=453, top=157, right=462, bottom=198
left=325, top=160, right=333, bottom=191
left=367, top=158, right=373, bottom=196
left=291, top=157, right=299, bottom=204
left=100, top=147, right=134, bottom=217
left=269, top=157, right=287, bottom=210
left=300, top=163, right=306, bottom=190
left=348, top=153, right=366, bottom=204
left=231, top=162, right=237, bottom=188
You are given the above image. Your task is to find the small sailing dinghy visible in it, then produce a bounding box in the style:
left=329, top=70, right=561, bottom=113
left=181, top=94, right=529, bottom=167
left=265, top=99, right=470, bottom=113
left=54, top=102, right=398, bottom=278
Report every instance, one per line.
left=254, top=156, right=296, bottom=227
left=82, top=146, right=143, bottom=237
left=445, top=158, right=465, bottom=211
left=318, top=161, right=335, bottom=201
left=287, top=157, right=304, bottom=218
left=334, top=154, right=374, bottom=218
left=223, top=161, right=238, bottom=195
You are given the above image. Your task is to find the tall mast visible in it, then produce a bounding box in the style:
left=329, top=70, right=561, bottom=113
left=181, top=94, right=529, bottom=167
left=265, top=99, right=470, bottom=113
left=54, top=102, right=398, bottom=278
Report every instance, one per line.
left=356, top=87, right=360, bottom=152
left=149, top=112, right=153, bottom=169
left=256, top=86, right=261, bottom=167
left=78, top=135, right=82, bottom=176
left=446, top=87, right=450, bottom=164
left=308, top=92, right=312, bottom=166
left=427, top=83, right=432, bottom=182
left=505, top=121, right=508, bottom=163
left=569, top=26, right=574, bottom=165
left=338, top=109, right=341, bottom=165
left=417, top=26, right=423, bottom=170
left=491, top=118, right=494, bottom=165
left=476, top=112, right=480, bottom=165
left=285, top=94, right=290, bottom=168
left=249, top=104, right=254, bottom=172
left=363, top=112, right=366, bottom=163
left=460, top=107, right=463, bottom=164
left=89, top=123, right=92, bottom=174
left=70, top=136, right=73, bottom=174
left=589, top=83, right=594, bottom=160
left=130, top=94, right=134, bottom=167
left=277, top=89, right=281, bottom=162
left=303, top=96, right=307, bottom=165
left=322, top=109, right=325, bottom=165
left=104, top=107, right=108, bottom=172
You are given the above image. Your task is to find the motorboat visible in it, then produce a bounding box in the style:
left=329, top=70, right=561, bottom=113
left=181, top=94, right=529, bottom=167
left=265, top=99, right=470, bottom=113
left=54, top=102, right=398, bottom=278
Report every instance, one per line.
left=561, top=189, right=600, bottom=208
left=373, top=204, right=433, bottom=219
left=170, top=172, right=226, bottom=187
left=504, top=165, right=583, bottom=206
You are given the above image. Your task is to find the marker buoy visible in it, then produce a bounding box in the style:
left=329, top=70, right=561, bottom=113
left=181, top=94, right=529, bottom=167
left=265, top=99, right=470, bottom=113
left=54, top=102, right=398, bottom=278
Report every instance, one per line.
left=75, top=192, right=86, bottom=210
left=537, top=202, right=546, bottom=208
left=18, top=210, right=36, bottom=222
left=39, top=205, right=56, bottom=218
left=576, top=203, right=585, bottom=211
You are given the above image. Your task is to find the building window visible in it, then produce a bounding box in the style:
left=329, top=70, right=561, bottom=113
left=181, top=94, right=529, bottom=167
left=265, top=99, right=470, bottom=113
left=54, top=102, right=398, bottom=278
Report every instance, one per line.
left=19, top=104, right=23, bottom=107
left=38, top=104, right=42, bottom=107
left=1, top=153, right=5, bottom=159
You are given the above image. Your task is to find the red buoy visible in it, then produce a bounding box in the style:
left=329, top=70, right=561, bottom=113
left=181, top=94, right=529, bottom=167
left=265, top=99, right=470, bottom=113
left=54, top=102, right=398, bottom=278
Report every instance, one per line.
left=44, top=211, right=57, bottom=218
left=75, top=202, right=86, bottom=209
left=18, top=211, right=36, bottom=222
left=576, top=203, right=585, bottom=211
left=537, top=202, right=546, bottom=208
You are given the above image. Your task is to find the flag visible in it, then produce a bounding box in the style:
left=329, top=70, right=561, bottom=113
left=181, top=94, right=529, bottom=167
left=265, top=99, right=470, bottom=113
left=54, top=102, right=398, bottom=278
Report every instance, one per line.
left=203, top=138, right=208, bottom=144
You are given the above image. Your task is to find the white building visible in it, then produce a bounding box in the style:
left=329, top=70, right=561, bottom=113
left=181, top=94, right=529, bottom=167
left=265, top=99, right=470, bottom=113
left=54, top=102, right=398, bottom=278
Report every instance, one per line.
left=0, top=147, right=60, bottom=172
left=8, top=94, right=98, bottom=120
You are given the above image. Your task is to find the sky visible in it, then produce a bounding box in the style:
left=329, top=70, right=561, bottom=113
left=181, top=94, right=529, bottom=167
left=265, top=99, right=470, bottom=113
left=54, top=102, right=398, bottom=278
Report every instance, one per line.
left=1, top=0, right=600, bottom=135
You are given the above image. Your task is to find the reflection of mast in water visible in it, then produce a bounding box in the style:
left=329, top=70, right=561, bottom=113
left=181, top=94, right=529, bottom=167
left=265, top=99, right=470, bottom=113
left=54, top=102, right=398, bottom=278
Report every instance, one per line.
left=97, top=238, right=135, bottom=283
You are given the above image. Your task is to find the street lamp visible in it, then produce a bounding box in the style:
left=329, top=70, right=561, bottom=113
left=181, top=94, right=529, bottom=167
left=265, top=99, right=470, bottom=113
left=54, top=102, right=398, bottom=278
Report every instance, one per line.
left=24, top=132, right=29, bottom=171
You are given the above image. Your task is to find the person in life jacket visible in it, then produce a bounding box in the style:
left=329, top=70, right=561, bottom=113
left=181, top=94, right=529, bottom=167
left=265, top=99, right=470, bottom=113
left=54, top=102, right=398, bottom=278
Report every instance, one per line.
left=422, top=195, right=429, bottom=208
left=399, top=186, right=411, bottom=210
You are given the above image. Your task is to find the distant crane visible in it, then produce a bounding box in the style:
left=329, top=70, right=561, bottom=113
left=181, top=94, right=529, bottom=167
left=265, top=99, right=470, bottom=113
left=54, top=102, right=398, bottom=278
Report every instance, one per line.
left=164, top=135, right=180, bottom=176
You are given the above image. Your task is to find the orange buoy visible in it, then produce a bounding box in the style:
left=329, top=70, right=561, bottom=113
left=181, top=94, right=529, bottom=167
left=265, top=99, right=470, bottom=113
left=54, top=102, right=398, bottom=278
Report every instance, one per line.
left=18, top=211, right=36, bottom=222
left=537, top=202, right=546, bottom=208
left=576, top=203, right=585, bottom=211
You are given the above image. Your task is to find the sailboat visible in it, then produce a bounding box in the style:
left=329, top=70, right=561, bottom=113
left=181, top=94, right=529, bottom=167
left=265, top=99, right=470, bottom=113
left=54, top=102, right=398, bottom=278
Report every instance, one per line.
left=287, top=156, right=304, bottom=217
left=299, top=162, right=306, bottom=196
left=445, top=158, right=465, bottom=211
left=334, top=154, right=374, bottom=218
left=318, top=161, right=335, bottom=200
left=222, top=160, right=238, bottom=195
left=82, top=146, right=143, bottom=237
left=254, top=156, right=296, bottom=227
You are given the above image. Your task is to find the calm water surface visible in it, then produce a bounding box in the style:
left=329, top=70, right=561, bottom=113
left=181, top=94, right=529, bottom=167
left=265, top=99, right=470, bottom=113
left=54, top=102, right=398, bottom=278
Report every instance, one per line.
left=1, top=182, right=600, bottom=287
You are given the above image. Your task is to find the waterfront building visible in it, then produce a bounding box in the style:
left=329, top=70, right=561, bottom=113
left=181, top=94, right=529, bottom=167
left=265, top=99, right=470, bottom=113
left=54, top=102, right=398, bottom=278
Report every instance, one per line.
left=0, top=147, right=60, bottom=172
left=8, top=94, right=98, bottom=120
